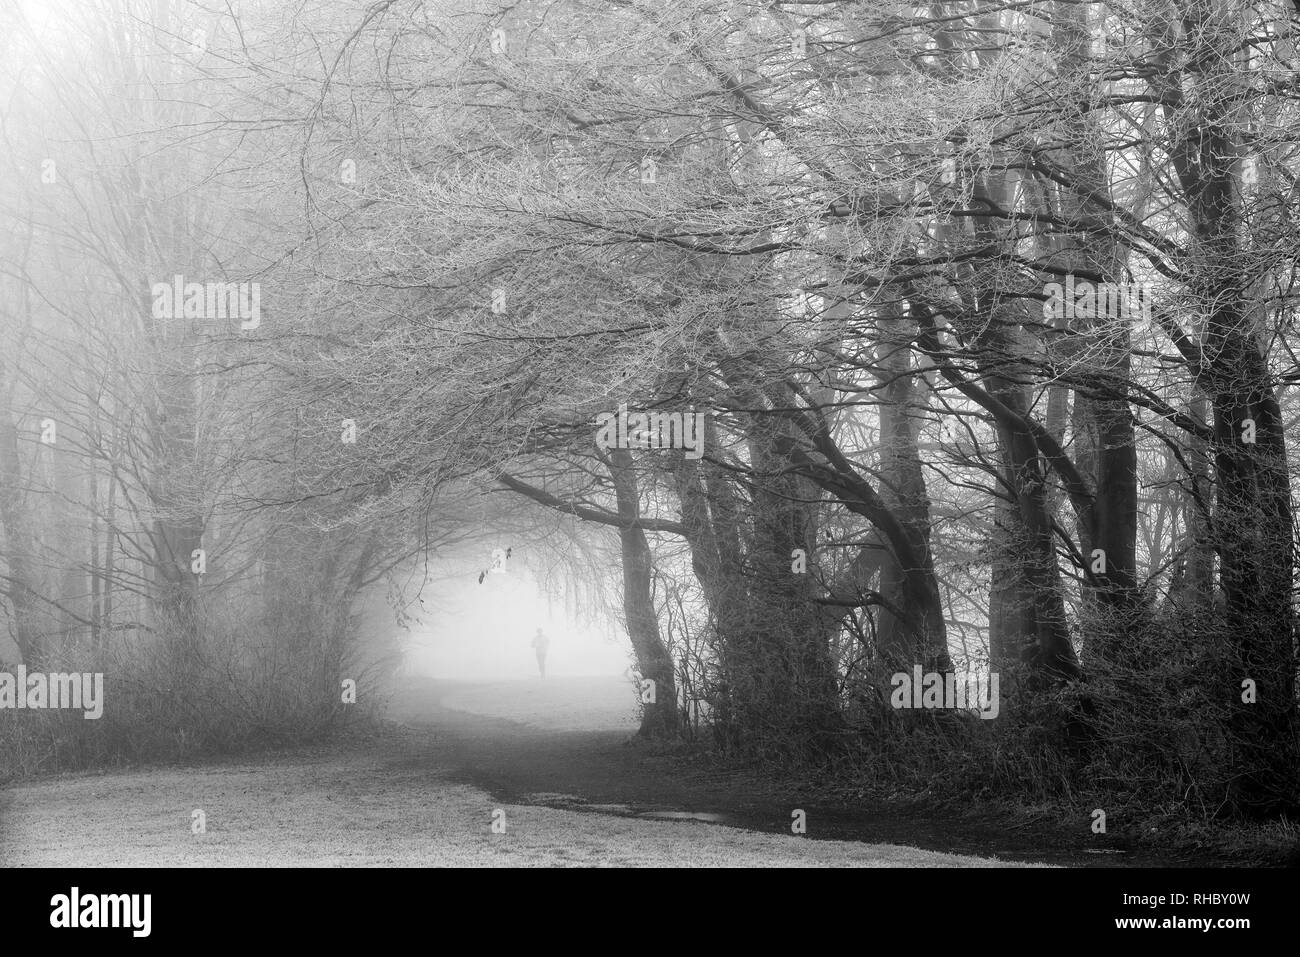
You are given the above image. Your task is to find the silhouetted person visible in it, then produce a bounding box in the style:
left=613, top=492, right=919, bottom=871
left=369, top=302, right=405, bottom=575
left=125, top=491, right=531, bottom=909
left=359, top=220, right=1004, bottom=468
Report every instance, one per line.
left=531, top=628, right=550, bottom=678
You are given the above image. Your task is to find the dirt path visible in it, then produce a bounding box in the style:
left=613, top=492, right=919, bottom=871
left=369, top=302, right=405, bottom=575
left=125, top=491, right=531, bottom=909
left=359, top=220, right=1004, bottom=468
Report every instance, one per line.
left=0, top=676, right=1040, bottom=867
left=396, top=677, right=1223, bottom=867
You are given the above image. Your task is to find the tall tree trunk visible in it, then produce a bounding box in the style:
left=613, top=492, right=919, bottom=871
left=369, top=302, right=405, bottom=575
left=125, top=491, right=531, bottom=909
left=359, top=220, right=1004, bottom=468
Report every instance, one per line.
left=1049, top=2, right=1139, bottom=618
left=607, top=448, right=679, bottom=738
left=741, top=411, right=842, bottom=749
left=1167, top=393, right=1214, bottom=613
left=673, top=450, right=751, bottom=750
left=874, top=308, right=948, bottom=672
left=0, top=402, right=43, bottom=665
left=979, top=337, right=1080, bottom=681
left=148, top=329, right=204, bottom=650
left=1152, top=3, right=1300, bottom=814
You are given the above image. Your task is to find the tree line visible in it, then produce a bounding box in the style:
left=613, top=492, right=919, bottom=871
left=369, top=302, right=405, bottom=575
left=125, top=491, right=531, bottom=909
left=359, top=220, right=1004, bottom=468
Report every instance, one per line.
left=1, top=0, right=1297, bottom=819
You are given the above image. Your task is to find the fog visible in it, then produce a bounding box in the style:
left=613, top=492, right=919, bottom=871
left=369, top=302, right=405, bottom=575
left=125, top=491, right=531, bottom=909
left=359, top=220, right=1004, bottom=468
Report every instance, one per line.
left=399, top=563, right=630, bottom=681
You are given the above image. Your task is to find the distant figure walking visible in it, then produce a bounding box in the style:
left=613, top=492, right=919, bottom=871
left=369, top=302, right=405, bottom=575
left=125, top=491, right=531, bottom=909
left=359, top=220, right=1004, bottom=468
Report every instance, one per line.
left=531, top=628, right=550, bottom=678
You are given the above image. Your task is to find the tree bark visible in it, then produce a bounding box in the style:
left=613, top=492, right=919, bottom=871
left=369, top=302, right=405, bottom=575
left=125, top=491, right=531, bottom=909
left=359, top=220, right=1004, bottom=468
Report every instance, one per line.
left=607, top=448, right=679, bottom=738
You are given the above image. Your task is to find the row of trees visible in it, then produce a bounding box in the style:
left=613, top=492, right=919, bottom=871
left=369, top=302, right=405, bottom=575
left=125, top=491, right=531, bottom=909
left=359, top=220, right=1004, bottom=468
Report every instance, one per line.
left=0, top=0, right=435, bottom=769
left=2, top=0, right=1298, bottom=817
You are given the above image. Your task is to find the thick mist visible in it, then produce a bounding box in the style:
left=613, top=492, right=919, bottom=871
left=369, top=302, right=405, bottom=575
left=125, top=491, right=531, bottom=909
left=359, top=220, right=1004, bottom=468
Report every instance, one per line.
left=399, top=561, right=630, bottom=681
